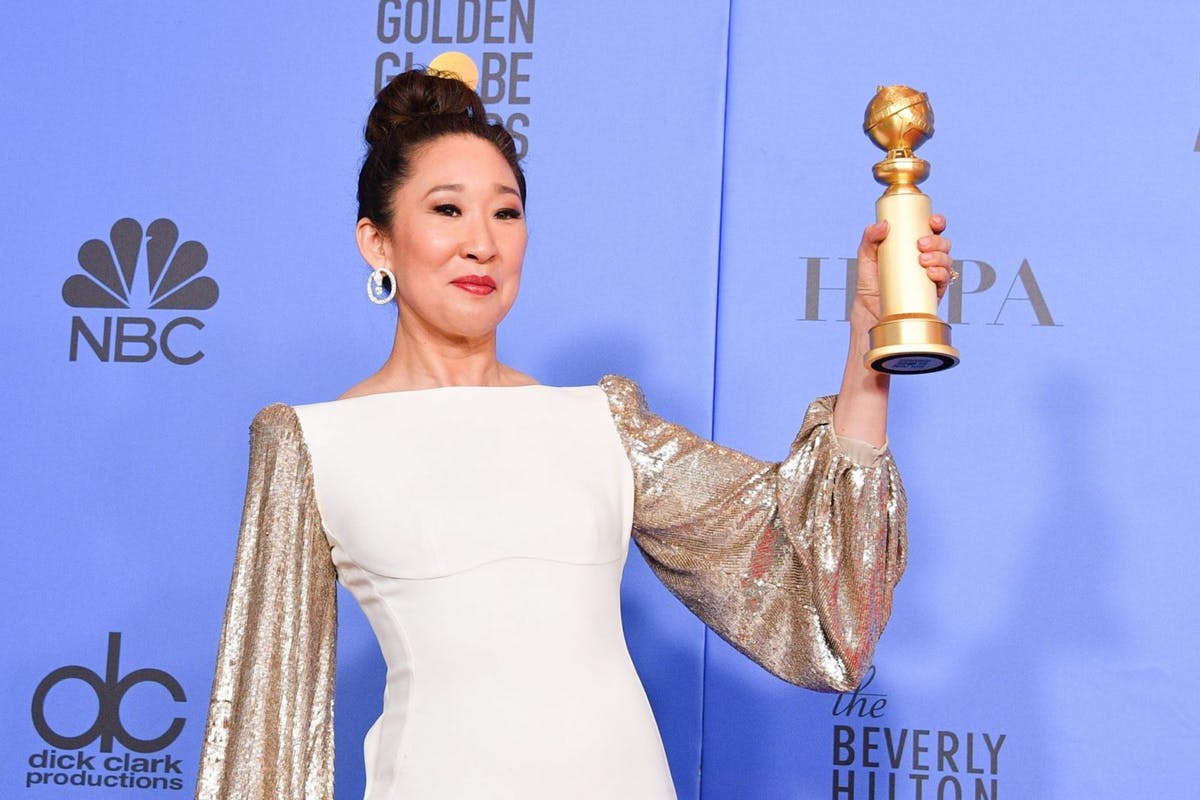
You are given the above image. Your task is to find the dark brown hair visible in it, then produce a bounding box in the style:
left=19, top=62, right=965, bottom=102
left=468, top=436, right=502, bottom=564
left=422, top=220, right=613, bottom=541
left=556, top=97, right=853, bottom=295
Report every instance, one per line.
left=356, top=69, right=527, bottom=227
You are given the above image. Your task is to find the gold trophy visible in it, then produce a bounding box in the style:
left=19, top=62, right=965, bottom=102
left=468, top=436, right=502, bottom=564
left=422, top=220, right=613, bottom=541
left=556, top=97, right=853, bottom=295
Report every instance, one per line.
left=862, top=85, right=959, bottom=374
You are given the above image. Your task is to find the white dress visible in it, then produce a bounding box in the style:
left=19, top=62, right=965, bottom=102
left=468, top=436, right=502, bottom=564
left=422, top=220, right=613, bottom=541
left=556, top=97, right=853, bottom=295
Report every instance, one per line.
left=294, top=384, right=676, bottom=798
left=194, top=375, right=907, bottom=800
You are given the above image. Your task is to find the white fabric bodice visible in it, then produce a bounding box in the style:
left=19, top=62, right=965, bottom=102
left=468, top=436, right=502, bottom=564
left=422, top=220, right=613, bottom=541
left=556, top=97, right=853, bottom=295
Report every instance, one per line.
left=293, top=385, right=676, bottom=799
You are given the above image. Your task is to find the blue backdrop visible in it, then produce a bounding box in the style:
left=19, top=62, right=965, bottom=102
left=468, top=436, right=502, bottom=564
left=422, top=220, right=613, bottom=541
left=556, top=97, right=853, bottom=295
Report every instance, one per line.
left=2, top=2, right=1196, bottom=799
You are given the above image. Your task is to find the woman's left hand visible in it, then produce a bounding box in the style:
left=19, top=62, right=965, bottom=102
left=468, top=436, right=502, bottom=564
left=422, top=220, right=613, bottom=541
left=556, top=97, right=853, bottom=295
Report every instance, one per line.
left=854, top=215, right=955, bottom=321
left=834, top=214, right=954, bottom=444
left=918, top=215, right=955, bottom=301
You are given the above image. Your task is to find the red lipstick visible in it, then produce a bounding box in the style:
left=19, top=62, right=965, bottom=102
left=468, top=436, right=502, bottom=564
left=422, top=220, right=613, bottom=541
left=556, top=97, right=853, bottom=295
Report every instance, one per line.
left=451, top=274, right=497, bottom=295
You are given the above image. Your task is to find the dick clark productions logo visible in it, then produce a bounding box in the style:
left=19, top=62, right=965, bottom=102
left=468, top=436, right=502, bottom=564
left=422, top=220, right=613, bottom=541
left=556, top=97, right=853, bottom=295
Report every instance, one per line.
left=26, top=632, right=188, bottom=791
left=62, top=217, right=218, bottom=365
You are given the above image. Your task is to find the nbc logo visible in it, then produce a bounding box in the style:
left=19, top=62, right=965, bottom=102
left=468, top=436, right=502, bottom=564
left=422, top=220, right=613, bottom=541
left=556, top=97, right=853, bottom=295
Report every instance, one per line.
left=62, top=218, right=218, bottom=365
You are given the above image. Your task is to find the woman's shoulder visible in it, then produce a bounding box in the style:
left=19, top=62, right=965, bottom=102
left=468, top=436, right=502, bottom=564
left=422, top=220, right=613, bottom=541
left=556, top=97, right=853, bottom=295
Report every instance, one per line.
left=250, top=402, right=302, bottom=432
left=246, top=402, right=304, bottom=441
left=597, top=374, right=645, bottom=405
left=337, top=373, right=393, bottom=401
left=242, top=404, right=308, bottom=456
left=500, top=364, right=539, bottom=387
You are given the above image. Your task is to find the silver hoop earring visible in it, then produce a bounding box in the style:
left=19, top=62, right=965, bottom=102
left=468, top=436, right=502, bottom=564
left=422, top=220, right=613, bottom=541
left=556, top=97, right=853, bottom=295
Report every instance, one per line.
left=367, top=267, right=396, bottom=304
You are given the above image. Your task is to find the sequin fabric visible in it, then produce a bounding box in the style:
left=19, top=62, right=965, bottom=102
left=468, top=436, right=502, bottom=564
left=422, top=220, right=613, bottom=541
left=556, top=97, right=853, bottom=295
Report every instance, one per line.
left=599, top=375, right=907, bottom=691
left=193, top=377, right=905, bottom=799
left=194, top=405, right=337, bottom=800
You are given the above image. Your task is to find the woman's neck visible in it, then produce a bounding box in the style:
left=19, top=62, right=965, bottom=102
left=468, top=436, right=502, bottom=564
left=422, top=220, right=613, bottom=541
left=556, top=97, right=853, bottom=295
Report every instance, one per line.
left=340, top=315, right=536, bottom=399
left=386, top=316, right=505, bottom=386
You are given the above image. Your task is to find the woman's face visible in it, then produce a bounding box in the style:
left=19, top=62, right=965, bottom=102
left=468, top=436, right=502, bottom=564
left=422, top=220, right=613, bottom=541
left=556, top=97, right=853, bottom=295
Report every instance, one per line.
left=373, top=133, right=527, bottom=342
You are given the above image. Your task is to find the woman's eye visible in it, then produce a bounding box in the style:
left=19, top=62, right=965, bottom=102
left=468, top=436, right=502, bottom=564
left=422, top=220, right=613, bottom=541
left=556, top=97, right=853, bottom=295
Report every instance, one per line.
left=495, top=208, right=523, bottom=220
left=433, top=204, right=461, bottom=216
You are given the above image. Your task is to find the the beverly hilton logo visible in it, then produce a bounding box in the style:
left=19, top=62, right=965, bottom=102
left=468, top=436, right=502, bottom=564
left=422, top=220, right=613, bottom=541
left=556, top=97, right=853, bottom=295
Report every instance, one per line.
left=62, top=218, right=218, bottom=364
left=830, top=667, right=1006, bottom=799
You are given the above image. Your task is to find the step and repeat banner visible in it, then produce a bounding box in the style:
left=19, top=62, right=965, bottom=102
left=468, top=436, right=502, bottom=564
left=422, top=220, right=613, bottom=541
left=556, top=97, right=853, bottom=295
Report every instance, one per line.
left=2, top=3, right=1196, bottom=799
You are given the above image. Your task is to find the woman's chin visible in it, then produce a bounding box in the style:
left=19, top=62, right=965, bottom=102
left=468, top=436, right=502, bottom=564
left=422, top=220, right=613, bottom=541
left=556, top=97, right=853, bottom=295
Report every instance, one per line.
left=432, top=316, right=508, bottom=343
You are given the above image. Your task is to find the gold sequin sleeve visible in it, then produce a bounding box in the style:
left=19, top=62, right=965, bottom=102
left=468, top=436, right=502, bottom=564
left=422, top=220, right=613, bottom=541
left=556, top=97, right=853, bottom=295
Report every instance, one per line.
left=194, top=404, right=337, bottom=800
left=600, top=375, right=906, bottom=692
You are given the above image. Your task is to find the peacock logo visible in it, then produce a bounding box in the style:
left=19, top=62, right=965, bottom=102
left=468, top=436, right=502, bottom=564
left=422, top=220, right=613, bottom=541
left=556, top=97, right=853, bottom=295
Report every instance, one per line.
left=63, top=218, right=217, bottom=365
left=62, top=218, right=217, bottom=311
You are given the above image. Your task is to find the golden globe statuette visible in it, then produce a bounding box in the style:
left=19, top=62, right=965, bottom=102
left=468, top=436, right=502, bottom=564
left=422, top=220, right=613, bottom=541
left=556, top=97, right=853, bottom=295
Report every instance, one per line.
left=863, top=85, right=959, bottom=374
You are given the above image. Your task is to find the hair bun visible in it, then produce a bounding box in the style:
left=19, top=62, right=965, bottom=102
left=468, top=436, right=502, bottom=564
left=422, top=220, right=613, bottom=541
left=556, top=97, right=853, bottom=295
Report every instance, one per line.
left=365, top=70, right=487, bottom=149
left=357, top=68, right=525, bottom=225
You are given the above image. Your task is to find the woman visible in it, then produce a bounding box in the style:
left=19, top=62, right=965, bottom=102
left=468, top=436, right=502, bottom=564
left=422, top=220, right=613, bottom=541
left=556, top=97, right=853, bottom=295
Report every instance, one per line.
left=194, top=70, right=954, bottom=799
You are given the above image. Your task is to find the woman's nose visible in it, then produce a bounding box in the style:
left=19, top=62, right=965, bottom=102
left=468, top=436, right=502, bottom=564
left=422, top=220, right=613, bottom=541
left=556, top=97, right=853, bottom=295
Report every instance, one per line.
left=461, top=218, right=498, bottom=262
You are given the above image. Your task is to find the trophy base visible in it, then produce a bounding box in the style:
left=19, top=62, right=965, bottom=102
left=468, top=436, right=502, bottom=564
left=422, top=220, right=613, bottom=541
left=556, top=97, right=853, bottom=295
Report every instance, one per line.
left=866, top=314, right=960, bottom=375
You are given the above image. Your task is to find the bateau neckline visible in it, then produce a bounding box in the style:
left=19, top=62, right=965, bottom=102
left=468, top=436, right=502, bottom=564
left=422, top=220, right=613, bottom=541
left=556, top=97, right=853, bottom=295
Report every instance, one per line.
left=328, top=382, right=601, bottom=405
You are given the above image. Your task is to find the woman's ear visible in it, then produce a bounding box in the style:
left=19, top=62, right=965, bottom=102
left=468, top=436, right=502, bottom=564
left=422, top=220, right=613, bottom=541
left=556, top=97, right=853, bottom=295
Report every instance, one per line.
left=356, top=217, right=388, bottom=267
